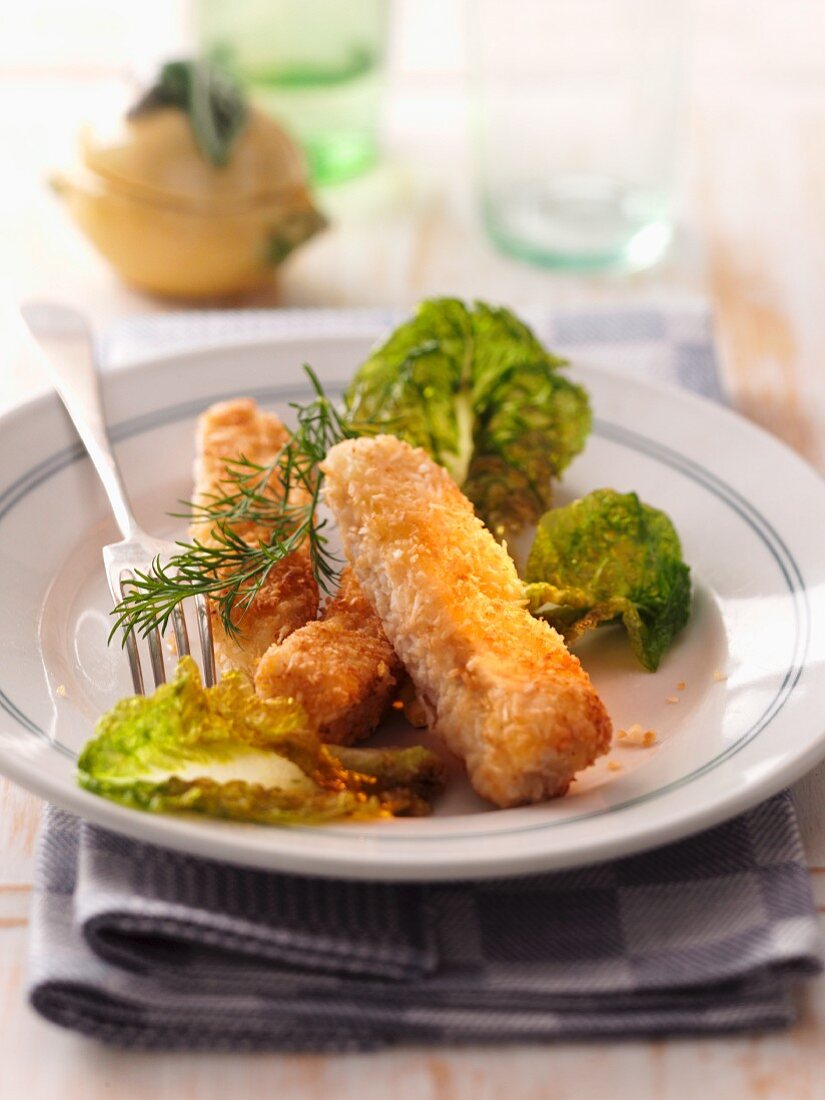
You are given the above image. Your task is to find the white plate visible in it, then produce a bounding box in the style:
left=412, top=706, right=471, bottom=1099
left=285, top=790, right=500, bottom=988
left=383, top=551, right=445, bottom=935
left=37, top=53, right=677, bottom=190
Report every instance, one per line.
left=1, top=334, right=824, bottom=881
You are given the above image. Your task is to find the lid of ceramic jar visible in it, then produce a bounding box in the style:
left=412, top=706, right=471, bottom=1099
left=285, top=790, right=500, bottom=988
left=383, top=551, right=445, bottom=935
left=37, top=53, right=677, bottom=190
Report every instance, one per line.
left=81, top=107, right=310, bottom=210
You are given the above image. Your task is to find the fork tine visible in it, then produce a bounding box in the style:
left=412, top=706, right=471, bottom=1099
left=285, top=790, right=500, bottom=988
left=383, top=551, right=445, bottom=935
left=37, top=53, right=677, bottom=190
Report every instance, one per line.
left=196, top=595, right=216, bottom=687
left=147, top=627, right=167, bottom=688
left=123, top=626, right=145, bottom=695
left=117, top=571, right=145, bottom=695
left=172, top=604, right=191, bottom=659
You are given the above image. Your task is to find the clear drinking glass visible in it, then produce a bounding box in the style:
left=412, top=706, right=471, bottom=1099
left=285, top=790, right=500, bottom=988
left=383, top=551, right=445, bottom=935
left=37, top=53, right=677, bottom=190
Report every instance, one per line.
left=195, top=0, right=388, bottom=185
left=470, top=0, right=688, bottom=271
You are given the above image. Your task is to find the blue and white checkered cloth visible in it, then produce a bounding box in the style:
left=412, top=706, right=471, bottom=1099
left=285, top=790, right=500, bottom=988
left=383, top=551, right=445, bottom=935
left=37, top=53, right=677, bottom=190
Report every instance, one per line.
left=28, top=306, right=822, bottom=1049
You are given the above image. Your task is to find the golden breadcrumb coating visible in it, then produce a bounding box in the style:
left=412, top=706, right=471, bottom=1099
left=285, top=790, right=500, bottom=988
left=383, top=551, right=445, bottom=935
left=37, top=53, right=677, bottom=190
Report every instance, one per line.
left=254, top=567, right=402, bottom=744
left=192, top=398, right=319, bottom=678
left=322, top=435, right=613, bottom=808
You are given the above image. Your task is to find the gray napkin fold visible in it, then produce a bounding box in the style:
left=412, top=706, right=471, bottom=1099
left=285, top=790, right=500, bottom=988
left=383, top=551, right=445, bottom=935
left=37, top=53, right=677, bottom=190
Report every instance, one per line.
left=25, top=305, right=822, bottom=1049
left=28, top=797, right=821, bottom=1049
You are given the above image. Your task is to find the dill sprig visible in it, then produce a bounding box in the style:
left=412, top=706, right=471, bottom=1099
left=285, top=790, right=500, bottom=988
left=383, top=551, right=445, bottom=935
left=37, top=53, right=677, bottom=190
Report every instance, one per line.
left=110, top=366, right=357, bottom=644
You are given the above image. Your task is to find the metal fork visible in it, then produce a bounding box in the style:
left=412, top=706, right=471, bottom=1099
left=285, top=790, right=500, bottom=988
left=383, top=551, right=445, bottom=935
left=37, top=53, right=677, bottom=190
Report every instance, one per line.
left=19, top=301, right=216, bottom=694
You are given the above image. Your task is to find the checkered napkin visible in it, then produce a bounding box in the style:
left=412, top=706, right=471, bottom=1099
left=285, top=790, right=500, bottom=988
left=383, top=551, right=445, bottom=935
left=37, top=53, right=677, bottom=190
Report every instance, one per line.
left=27, top=306, right=821, bottom=1049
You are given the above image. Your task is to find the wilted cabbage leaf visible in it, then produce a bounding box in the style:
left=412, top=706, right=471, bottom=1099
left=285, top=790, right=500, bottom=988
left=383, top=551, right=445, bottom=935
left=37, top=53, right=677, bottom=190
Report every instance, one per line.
left=524, top=489, right=691, bottom=671
left=78, top=657, right=445, bottom=823
left=345, top=298, right=591, bottom=538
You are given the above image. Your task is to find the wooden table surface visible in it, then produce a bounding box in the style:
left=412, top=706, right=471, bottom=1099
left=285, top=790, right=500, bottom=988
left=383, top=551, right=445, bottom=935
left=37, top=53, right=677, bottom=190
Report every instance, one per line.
left=1, top=2, right=824, bottom=1096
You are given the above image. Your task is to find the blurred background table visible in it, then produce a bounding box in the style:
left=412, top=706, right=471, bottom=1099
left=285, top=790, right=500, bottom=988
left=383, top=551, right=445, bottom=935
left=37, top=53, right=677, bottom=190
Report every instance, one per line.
left=1, top=1, right=824, bottom=1096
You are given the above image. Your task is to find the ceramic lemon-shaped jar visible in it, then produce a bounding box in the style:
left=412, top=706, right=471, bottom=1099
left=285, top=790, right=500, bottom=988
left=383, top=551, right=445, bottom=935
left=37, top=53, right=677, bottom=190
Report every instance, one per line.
left=52, top=61, right=326, bottom=299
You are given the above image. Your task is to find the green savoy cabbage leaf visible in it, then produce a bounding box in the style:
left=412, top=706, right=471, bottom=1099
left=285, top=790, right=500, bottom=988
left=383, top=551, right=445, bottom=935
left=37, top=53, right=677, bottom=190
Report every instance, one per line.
left=78, top=657, right=445, bottom=823
left=344, top=298, right=591, bottom=538
left=524, top=489, right=692, bottom=671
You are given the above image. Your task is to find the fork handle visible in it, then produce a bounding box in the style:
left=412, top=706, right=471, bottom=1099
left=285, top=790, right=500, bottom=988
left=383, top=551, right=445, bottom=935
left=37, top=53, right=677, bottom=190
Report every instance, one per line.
left=20, top=302, right=139, bottom=540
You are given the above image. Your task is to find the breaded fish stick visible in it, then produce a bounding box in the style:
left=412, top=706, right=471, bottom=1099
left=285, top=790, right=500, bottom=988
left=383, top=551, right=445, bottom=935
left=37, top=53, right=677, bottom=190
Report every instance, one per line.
left=192, top=399, right=318, bottom=678
left=322, top=435, right=612, bottom=808
left=254, top=567, right=402, bottom=744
